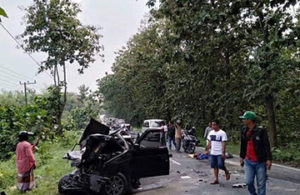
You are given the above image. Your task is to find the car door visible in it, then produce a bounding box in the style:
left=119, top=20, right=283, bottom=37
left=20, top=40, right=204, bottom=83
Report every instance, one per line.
left=141, top=121, right=150, bottom=133
left=132, top=129, right=169, bottom=178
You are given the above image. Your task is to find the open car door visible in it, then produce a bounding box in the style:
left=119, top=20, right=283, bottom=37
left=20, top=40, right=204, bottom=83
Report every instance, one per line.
left=132, top=129, right=169, bottom=178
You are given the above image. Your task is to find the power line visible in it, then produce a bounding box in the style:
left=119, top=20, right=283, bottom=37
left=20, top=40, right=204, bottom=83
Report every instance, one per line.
left=0, top=83, right=20, bottom=90
left=0, top=22, right=53, bottom=79
left=0, top=65, right=35, bottom=81
left=0, top=78, right=20, bottom=87
left=0, top=72, right=21, bottom=83
left=0, top=77, right=19, bottom=85
left=0, top=71, right=31, bottom=83
left=0, top=81, right=19, bottom=89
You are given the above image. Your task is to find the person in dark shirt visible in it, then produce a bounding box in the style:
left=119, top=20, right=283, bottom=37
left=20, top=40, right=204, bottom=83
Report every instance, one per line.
left=167, top=121, right=176, bottom=150
left=240, top=111, right=272, bottom=195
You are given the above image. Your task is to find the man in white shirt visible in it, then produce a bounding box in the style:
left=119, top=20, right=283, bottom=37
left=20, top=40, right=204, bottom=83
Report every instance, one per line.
left=206, top=119, right=230, bottom=184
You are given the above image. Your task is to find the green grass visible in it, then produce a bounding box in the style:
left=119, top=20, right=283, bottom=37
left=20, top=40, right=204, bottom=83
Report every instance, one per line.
left=226, top=141, right=240, bottom=156
left=0, top=130, right=82, bottom=195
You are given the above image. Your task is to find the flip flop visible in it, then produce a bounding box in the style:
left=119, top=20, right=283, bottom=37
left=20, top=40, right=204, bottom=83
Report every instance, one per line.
left=226, top=172, right=231, bottom=180
left=210, top=180, right=219, bottom=185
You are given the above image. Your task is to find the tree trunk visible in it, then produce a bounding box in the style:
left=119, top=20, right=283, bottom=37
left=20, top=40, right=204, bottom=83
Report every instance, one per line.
left=265, top=94, right=278, bottom=148
left=58, top=63, right=67, bottom=136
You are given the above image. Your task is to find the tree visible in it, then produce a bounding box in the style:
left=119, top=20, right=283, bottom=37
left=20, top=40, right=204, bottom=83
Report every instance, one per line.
left=78, top=84, right=90, bottom=104
left=238, top=0, right=299, bottom=147
left=98, top=0, right=299, bottom=147
left=0, top=7, right=8, bottom=18
left=21, top=0, right=103, bottom=134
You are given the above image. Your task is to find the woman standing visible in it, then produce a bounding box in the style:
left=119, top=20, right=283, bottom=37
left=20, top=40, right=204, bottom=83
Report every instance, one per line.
left=16, top=131, right=38, bottom=192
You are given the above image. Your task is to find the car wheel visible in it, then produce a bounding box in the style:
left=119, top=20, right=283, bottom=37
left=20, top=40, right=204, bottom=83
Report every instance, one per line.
left=58, top=174, right=72, bottom=194
left=103, top=173, right=128, bottom=195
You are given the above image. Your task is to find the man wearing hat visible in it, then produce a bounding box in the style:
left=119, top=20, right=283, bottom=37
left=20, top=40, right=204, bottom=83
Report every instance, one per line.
left=239, top=111, right=272, bottom=195
left=16, top=131, right=39, bottom=192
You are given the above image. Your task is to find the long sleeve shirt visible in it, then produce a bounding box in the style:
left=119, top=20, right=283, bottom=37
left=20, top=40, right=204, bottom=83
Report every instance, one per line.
left=16, top=141, right=36, bottom=174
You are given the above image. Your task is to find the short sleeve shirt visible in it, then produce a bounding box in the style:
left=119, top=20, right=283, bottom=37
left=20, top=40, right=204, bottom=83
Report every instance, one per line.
left=208, top=129, right=228, bottom=155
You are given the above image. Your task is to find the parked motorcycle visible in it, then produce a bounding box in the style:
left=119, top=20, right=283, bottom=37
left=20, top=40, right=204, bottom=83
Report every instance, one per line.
left=182, top=128, right=198, bottom=154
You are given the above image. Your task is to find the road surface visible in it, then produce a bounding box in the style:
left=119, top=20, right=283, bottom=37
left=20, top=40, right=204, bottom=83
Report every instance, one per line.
left=133, top=147, right=300, bottom=195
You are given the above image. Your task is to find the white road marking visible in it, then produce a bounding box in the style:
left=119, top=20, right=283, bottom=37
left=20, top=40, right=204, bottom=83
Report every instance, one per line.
left=171, top=159, right=181, bottom=165
left=272, top=163, right=300, bottom=172
left=181, top=176, right=191, bottom=179
left=225, top=160, right=240, bottom=166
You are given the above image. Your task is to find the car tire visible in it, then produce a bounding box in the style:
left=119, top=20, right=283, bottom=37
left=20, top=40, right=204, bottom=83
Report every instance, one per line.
left=58, top=174, right=72, bottom=194
left=103, top=172, right=128, bottom=195
left=58, top=174, right=83, bottom=195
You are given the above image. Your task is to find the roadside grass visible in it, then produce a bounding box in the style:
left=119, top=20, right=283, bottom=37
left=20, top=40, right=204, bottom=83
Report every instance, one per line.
left=0, top=130, right=81, bottom=195
left=226, top=141, right=240, bottom=156
left=133, top=126, right=141, bottom=133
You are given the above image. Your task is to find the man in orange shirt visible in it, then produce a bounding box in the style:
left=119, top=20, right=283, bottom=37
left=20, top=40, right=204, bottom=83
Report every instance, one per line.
left=16, top=131, right=39, bottom=192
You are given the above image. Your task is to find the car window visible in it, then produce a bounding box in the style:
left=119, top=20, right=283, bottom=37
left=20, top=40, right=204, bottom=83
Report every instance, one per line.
left=143, top=121, right=149, bottom=127
left=150, top=121, right=161, bottom=127
left=140, top=131, right=162, bottom=148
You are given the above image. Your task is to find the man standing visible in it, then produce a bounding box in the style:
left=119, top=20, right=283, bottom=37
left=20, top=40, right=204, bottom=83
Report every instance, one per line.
left=204, top=122, right=213, bottom=148
left=16, top=131, right=39, bottom=192
left=167, top=121, right=176, bottom=150
left=206, top=120, right=230, bottom=184
left=239, top=111, right=272, bottom=195
left=175, top=120, right=183, bottom=152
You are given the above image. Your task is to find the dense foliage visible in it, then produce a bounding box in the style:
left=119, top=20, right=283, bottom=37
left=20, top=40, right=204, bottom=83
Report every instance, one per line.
left=0, top=87, right=58, bottom=159
left=0, top=85, right=101, bottom=160
left=97, top=0, right=300, bottom=148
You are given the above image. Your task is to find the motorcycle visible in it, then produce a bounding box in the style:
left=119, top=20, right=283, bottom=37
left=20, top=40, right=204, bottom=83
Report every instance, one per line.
left=182, top=129, right=198, bottom=154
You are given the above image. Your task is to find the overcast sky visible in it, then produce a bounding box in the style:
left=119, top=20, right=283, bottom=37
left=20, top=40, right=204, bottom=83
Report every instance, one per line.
left=0, top=0, right=150, bottom=93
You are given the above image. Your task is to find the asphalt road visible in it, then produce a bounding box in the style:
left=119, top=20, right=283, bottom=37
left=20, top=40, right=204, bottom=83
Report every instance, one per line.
left=133, top=147, right=300, bottom=195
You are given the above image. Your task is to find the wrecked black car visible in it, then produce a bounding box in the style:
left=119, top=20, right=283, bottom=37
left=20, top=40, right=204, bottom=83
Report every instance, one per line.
left=58, top=118, right=170, bottom=195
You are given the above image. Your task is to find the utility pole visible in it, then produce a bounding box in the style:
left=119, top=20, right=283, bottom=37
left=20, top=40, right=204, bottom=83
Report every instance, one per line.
left=19, top=80, right=36, bottom=105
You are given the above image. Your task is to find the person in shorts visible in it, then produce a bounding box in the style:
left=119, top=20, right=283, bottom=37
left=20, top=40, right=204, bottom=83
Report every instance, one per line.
left=206, top=119, right=230, bottom=184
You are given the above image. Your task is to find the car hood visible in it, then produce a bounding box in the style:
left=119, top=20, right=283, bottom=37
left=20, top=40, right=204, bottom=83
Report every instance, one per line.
left=79, top=118, right=110, bottom=146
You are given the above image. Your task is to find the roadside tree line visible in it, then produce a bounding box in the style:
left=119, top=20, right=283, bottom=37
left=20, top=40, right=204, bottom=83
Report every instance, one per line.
left=97, top=0, right=300, bottom=148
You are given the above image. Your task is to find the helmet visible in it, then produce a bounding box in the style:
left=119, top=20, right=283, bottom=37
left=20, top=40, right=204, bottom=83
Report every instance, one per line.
left=239, top=111, right=257, bottom=121
left=176, top=119, right=181, bottom=124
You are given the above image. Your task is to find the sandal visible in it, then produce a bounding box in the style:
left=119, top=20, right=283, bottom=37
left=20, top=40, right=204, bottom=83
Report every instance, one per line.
left=225, top=172, right=231, bottom=180
left=210, top=180, right=219, bottom=185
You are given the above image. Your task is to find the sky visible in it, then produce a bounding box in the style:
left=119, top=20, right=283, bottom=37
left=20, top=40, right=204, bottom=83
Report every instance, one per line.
left=0, top=0, right=150, bottom=93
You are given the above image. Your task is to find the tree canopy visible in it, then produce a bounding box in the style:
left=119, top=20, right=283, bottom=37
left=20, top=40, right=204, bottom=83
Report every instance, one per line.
left=98, top=0, right=300, bottom=147
left=20, top=0, right=103, bottom=134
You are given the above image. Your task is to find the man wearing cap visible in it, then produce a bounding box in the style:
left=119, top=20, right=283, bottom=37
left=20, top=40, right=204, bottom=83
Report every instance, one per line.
left=16, top=131, right=39, bottom=192
left=239, top=111, right=272, bottom=195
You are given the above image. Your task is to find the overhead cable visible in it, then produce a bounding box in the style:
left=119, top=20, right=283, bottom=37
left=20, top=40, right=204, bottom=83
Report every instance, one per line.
left=0, top=22, right=53, bottom=79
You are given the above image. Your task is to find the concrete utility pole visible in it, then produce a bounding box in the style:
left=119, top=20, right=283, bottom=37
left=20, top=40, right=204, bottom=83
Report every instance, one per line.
left=19, top=80, right=36, bottom=105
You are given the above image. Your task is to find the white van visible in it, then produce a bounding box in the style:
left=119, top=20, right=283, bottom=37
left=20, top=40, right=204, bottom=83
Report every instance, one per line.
left=142, top=119, right=164, bottom=133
